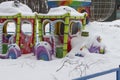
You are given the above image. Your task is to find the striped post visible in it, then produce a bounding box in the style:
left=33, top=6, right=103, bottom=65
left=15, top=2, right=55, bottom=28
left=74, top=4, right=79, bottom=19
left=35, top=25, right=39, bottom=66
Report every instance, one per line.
left=50, top=22, right=56, bottom=55
left=0, top=24, right=2, bottom=54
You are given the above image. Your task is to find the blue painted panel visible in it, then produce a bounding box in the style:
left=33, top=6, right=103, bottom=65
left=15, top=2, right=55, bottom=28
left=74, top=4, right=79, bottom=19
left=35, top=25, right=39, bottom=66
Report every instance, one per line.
left=38, top=52, right=49, bottom=61
left=8, top=52, right=17, bottom=59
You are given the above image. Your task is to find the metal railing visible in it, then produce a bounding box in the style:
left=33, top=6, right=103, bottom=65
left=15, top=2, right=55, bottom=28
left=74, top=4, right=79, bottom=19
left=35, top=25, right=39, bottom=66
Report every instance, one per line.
left=74, top=66, right=120, bottom=80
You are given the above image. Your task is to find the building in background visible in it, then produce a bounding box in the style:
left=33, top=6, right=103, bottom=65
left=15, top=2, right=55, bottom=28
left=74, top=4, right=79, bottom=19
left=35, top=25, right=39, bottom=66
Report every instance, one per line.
left=48, top=0, right=91, bottom=16
left=47, top=0, right=119, bottom=21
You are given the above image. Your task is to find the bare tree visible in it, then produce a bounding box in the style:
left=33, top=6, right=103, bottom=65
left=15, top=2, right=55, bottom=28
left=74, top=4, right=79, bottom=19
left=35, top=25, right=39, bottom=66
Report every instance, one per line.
left=0, top=0, right=49, bottom=13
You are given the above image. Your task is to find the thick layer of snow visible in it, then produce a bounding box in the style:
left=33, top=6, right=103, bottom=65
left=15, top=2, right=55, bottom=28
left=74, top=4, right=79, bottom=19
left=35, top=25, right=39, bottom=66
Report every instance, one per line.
left=0, top=1, right=86, bottom=17
left=0, top=20, right=120, bottom=80
left=39, top=6, right=86, bottom=17
left=0, top=1, right=35, bottom=16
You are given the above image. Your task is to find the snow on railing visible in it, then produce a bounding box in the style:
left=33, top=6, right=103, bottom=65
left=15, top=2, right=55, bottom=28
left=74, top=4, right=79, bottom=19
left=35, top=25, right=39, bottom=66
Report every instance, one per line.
left=74, top=66, right=120, bottom=80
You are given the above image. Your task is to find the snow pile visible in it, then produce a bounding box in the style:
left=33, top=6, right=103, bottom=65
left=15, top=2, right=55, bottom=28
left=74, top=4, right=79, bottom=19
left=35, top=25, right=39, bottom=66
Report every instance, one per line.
left=0, top=1, right=33, bottom=16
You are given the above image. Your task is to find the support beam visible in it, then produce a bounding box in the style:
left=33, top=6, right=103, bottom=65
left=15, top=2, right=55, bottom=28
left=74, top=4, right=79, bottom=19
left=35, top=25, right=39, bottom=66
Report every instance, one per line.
left=38, top=19, right=42, bottom=41
left=63, top=13, right=70, bottom=57
left=82, top=14, right=86, bottom=30
left=16, top=13, right=21, bottom=45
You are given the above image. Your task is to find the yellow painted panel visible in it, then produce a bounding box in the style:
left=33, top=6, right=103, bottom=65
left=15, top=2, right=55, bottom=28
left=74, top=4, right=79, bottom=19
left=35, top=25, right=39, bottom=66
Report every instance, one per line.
left=63, top=35, right=68, bottom=43
left=38, top=20, right=42, bottom=41
left=63, top=44, right=67, bottom=50
left=63, top=50, right=67, bottom=57
left=65, top=17, right=69, bottom=24
left=64, top=27, right=69, bottom=33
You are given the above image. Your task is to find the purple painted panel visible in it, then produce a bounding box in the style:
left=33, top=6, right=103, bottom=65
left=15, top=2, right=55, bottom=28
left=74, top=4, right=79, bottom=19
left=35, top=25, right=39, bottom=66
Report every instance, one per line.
left=0, top=55, right=7, bottom=59
left=88, top=44, right=100, bottom=53
left=36, top=46, right=51, bottom=60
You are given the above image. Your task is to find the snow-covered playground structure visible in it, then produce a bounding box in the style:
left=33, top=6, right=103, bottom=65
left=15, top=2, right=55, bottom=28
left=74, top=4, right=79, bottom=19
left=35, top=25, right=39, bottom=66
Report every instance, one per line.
left=0, top=1, right=88, bottom=60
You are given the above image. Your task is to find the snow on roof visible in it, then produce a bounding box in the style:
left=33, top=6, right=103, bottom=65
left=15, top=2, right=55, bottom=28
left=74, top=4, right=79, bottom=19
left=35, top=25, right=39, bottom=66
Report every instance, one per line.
left=39, top=6, right=86, bottom=17
left=0, top=1, right=35, bottom=16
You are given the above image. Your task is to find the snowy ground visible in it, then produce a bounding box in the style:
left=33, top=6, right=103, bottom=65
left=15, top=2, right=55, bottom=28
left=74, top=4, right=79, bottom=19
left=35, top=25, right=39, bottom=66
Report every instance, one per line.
left=1, top=21, right=120, bottom=80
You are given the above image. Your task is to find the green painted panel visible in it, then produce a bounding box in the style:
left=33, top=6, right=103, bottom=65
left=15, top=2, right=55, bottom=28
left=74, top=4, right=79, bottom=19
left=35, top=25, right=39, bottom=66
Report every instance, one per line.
left=2, top=44, right=8, bottom=54
left=56, top=47, right=63, bottom=58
